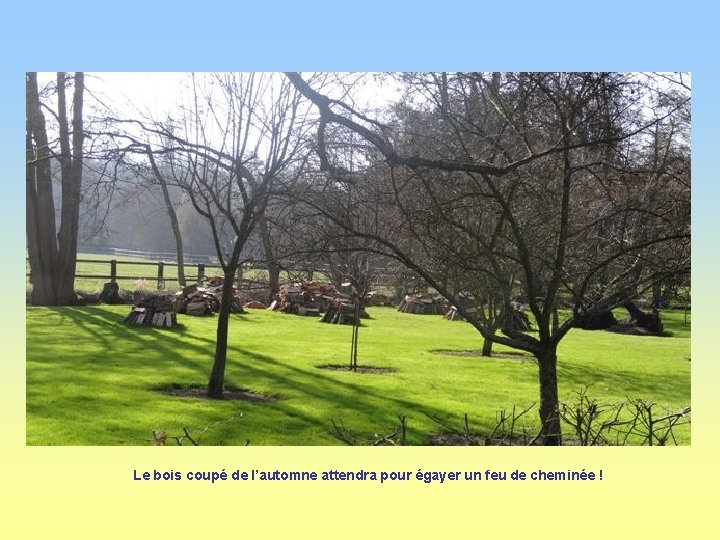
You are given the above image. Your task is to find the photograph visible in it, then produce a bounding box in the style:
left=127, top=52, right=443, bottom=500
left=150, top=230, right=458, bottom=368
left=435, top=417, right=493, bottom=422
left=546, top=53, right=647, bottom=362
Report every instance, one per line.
left=26, top=71, right=691, bottom=447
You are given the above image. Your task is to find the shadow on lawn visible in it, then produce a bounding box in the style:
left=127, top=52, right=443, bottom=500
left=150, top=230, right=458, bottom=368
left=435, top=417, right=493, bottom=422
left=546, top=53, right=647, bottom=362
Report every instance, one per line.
left=222, top=344, right=485, bottom=437
left=30, top=306, right=542, bottom=445
left=39, top=307, right=218, bottom=382
left=558, top=361, right=689, bottom=398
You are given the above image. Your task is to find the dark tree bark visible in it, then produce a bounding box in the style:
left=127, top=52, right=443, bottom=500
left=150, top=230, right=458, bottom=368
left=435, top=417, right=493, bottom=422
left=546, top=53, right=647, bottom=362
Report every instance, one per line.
left=481, top=338, right=493, bottom=357
left=207, top=269, right=237, bottom=398
left=26, top=73, right=58, bottom=304
left=26, top=72, right=85, bottom=306
left=55, top=72, right=85, bottom=300
left=536, top=345, right=562, bottom=446
left=622, top=301, right=663, bottom=334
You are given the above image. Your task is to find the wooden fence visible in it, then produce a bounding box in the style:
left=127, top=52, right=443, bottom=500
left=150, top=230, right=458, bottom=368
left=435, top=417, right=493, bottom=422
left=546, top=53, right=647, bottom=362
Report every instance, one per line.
left=27, top=257, right=396, bottom=291
left=27, top=258, right=222, bottom=290
left=90, top=259, right=217, bottom=289
left=26, top=258, right=329, bottom=291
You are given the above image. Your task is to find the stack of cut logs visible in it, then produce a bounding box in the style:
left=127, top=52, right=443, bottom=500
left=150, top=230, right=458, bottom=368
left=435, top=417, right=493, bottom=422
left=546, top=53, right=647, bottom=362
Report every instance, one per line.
left=268, top=280, right=370, bottom=324
left=174, top=279, right=244, bottom=316
left=269, top=281, right=338, bottom=316
left=124, top=295, right=177, bottom=328
left=319, top=297, right=364, bottom=324
left=397, top=293, right=447, bottom=314
left=444, top=298, right=532, bottom=332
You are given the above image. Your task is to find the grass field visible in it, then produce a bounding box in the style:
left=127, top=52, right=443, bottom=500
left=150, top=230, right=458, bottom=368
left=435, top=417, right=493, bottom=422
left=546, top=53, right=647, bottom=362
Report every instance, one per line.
left=26, top=306, right=691, bottom=446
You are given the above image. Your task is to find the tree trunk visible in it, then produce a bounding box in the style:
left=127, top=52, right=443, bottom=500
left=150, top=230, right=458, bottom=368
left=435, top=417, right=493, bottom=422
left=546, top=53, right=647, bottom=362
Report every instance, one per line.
left=481, top=337, right=493, bottom=357
left=147, top=149, right=186, bottom=287
left=26, top=73, right=58, bottom=305
left=27, top=72, right=86, bottom=306
left=536, top=345, right=562, bottom=446
left=257, top=214, right=280, bottom=302
left=623, top=300, right=663, bottom=334
left=651, top=282, right=662, bottom=309
left=268, top=263, right=281, bottom=300
left=55, top=72, right=84, bottom=305
left=207, top=269, right=237, bottom=398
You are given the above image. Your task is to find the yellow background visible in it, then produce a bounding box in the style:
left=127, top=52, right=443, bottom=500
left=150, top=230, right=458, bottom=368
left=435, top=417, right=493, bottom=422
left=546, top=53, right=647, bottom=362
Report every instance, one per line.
left=3, top=393, right=715, bottom=537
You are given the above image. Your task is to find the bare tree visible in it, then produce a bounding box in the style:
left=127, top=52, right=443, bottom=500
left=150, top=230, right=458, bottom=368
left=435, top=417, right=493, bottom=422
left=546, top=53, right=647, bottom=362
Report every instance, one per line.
left=287, top=71, right=690, bottom=445
left=112, top=73, right=313, bottom=398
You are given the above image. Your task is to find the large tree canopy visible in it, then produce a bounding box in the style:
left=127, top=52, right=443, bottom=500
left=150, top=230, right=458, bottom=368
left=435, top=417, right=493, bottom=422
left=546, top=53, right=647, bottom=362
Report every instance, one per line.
left=286, top=71, right=690, bottom=444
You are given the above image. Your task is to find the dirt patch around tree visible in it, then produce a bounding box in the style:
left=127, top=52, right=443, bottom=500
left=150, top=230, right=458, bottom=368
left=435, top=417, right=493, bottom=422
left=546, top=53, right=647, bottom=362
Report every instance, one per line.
left=430, top=349, right=536, bottom=362
left=428, top=432, right=581, bottom=445
left=429, top=432, right=539, bottom=445
left=315, top=364, right=397, bottom=374
left=155, top=383, right=277, bottom=402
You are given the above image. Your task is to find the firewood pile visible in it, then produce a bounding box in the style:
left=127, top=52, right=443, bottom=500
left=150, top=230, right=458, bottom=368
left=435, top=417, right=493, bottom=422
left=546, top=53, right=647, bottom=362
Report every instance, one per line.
left=319, top=296, right=371, bottom=324
left=445, top=297, right=532, bottom=331
left=124, top=294, right=178, bottom=328
left=365, top=291, right=392, bottom=307
left=397, top=293, right=447, bottom=315
left=269, top=281, right=339, bottom=316
left=444, top=294, right=478, bottom=321
left=320, top=298, right=356, bottom=324
left=173, top=280, right=244, bottom=316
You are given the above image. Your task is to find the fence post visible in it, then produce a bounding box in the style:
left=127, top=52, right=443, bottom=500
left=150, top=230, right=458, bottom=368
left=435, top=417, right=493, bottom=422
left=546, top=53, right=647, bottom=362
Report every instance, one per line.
left=110, top=259, right=117, bottom=283
left=197, top=263, right=205, bottom=286
left=157, top=261, right=165, bottom=290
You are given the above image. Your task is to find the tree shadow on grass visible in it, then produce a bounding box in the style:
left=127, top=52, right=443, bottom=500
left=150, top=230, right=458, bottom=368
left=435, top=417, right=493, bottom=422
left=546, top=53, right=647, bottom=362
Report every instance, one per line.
left=222, top=345, right=511, bottom=443
left=29, top=306, right=544, bottom=445
left=31, top=307, right=220, bottom=388
left=558, top=361, right=690, bottom=399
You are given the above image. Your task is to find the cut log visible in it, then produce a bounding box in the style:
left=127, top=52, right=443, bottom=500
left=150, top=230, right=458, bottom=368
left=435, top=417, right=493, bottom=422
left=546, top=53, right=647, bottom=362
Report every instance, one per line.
left=398, top=293, right=446, bottom=314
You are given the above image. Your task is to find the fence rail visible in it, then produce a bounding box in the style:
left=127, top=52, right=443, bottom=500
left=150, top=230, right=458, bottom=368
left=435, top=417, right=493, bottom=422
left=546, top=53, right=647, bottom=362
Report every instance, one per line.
left=76, top=246, right=216, bottom=264
left=27, top=258, right=223, bottom=290
left=27, top=257, right=395, bottom=292
left=26, top=257, right=330, bottom=291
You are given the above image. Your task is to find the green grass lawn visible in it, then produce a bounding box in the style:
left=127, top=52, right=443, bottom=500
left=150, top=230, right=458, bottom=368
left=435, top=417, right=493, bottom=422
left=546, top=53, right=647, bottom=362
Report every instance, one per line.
left=26, top=306, right=691, bottom=445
